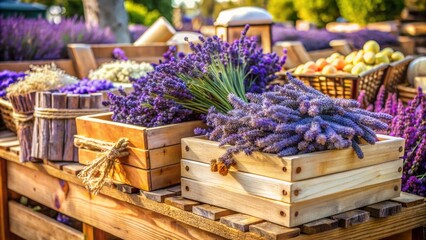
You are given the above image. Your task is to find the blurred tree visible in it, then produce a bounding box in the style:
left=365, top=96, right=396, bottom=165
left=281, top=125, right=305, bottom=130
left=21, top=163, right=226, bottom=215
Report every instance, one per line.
left=83, top=0, right=130, bottom=43
left=294, top=0, right=340, bottom=27
left=22, top=0, right=84, bottom=17
left=131, top=0, right=173, bottom=22
left=337, top=0, right=405, bottom=25
left=125, top=1, right=160, bottom=25
left=239, top=0, right=268, bottom=7
left=267, top=0, right=297, bottom=23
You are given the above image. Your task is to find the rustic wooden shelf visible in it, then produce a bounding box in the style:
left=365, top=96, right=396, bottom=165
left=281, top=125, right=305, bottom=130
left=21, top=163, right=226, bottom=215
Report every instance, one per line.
left=0, top=131, right=424, bottom=240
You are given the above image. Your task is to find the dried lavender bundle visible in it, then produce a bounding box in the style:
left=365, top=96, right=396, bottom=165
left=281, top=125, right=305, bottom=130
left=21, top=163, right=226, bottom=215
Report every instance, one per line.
left=200, top=73, right=392, bottom=176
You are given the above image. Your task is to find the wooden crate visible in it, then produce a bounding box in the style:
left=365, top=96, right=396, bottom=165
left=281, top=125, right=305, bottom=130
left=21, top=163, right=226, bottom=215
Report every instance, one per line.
left=181, top=135, right=404, bottom=227
left=76, top=112, right=204, bottom=191
left=9, top=201, right=84, bottom=240
left=397, top=83, right=418, bottom=105
left=182, top=135, right=404, bottom=181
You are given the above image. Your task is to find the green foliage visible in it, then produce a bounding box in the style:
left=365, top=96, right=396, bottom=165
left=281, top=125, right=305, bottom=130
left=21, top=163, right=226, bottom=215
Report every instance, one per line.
left=124, top=1, right=160, bottom=26
left=131, top=0, right=173, bottom=22
left=293, top=0, right=340, bottom=27
left=267, top=0, right=297, bottom=22
left=337, top=0, right=405, bottom=25
left=200, top=0, right=215, bottom=17
left=22, top=0, right=84, bottom=17
left=405, top=0, right=426, bottom=11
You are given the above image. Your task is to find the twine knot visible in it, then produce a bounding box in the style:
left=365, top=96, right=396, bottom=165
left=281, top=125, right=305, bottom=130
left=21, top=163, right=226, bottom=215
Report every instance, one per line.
left=76, top=135, right=129, bottom=195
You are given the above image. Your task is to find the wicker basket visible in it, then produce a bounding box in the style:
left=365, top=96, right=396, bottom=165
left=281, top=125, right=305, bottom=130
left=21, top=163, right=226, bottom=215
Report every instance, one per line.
left=277, top=64, right=388, bottom=104
left=0, top=98, right=16, bottom=133
left=397, top=84, right=418, bottom=104
left=384, top=56, right=416, bottom=93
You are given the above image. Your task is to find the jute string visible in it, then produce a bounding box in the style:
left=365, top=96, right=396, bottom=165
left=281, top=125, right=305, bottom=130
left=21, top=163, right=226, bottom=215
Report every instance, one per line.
left=75, top=135, right=129, bottom=195
left=12, top=111, right=34, bottom=123
left=34, top=107, right=109, bottom=119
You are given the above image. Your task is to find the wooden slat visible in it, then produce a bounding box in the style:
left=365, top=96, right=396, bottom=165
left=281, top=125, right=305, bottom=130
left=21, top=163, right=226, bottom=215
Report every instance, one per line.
left=0, top=131, right=16, bottom=138
left=115, top=184, right=140, bottom=194
left=149, top=163, right=181, bottom=190
left=182, top=178, right=401, bottom=227
left=182, top=159, right=402, bottom=203
left=301, top=219, right=339, bottom=235
left=6, top=162, right=226, bottom=240
left=249, top=222, right=300, bottom=240
left=62, top=163, right=85, bottom=175
left=330, top=210, right=370, bottom=228
left=76, top=112, right=204, bottom=150
left=391, top=192, right=425, bottom=207
left=0, top=159, right=10, bottom=240
left=0, top=60, right=76, bottom=76
left=142, top=189, right=178, bottom=203
left=192, top=204, right=235, bottom=220
left=8, top=146, right=20, bottom=154
left=165, top=196, right=199, bottom=211
left=0, top=136, right=17, bottom=143
left=364, top=201, right=402, bottom=218
left=182, top=135, right=404, bottom=181
left=220, top=213, right=264, bottom=232
left=9, top=201, right=84, bottom=240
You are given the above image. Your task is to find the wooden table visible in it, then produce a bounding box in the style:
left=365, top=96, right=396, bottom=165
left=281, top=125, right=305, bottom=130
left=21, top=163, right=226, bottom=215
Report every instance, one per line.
left=0, top=133, right=425, bottom=240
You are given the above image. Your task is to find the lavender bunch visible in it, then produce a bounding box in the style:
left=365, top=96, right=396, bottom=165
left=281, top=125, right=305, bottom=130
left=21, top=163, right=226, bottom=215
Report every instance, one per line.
left=0, top=71, right=26, bottom=98
left=106, top=25, right=285, bottom=127
left=112, top=48, right=128, bottom=61
left=58, top=79, right=114, bottom=94
left=199, top=73, right=391, bottom=176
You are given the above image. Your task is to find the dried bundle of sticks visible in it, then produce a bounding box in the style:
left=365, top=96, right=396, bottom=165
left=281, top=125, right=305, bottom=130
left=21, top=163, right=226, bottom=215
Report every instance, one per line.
left=9, top=92, right=37, bottom=162
left=31, top=92, right=108, bottom=162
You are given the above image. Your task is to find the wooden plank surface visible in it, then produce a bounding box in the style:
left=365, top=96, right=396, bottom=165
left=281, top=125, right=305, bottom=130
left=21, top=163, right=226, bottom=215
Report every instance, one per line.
left=6, top=162, right=227, bottom=240
left=300, top=219, right=339, bottom=235
left=67, top=44, right=98, bottom=79
left=2, top=153, right=425, bottom=240
left=192, top=204, right=235, bottom=221
left=9, top=201, right=84, bottom=240
left=364, top=201, right=402, bottom=218
left=142, top=189, right=178, bottom=203
left=181, top=135, right=404, bottom=181
left=0, top=159, right=10, bottom=240
left=165, top=196, right=199, bottom=211
left=182, top=159, right=402, bottom=203
left=330, top=210, right=370, bottom=228
left=182, top=178, right=401, bottom=227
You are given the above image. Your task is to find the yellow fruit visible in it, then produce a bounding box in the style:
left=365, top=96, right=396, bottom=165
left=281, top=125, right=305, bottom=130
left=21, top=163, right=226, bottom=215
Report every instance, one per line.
left=380, top=47, right=394, bottom=58
left=363, top=40, right=380, bottom=53
left=302, top=68, right=316, bottom=74
left=391, top=51, right=404, bottom=62
left=343, top=64, right=353, bottom=73
left=353, top=50, right=365, bottom=65
left=294, top=65, right=305, bottom=74
left=375, top=52, right=390, bottom=64
left=351, top=62, right=367, bottom=75
left=322, top=65, right=338, bottom=75
left=345, top=51, right=357, bottom=63
left=363, top=52, right=376, bottom=65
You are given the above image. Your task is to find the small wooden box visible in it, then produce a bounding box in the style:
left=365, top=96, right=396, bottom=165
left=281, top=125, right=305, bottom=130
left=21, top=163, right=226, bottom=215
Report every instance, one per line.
left=181, top=135, right=404, bottom=227
left=76, top=112, right=204, bottom=191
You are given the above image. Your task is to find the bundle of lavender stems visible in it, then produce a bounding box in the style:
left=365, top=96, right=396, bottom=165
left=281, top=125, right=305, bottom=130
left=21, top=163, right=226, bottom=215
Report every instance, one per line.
left=199, top=73, right=392, bottom=175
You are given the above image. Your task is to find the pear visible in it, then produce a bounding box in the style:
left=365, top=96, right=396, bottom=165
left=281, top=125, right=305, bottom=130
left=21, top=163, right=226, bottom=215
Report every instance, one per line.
left=294, top=65, right=305, bottom=74
left=322, top=65, right=338, bottom=75
left=391, top=51, right=404, bottom=62
left=375, top=52, right=390, bottom=65
left=363, top=40, right=380, bottom=53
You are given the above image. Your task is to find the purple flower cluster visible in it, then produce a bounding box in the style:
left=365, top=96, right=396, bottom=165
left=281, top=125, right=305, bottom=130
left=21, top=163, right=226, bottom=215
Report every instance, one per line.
left=0, top=16, right=114, bottom=61
left=199, top=73, right=391, bottom=175
left=56, top=213, right=71, bottom=226
left=358, top=86, right=426, bottom=196
left=112, top=48, right=128, bottom=61
left=106, top=25, right=285, bottom=127
left=0, top=70, right=25, bottom=97
left=58, top=79, right=114, bottom=94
